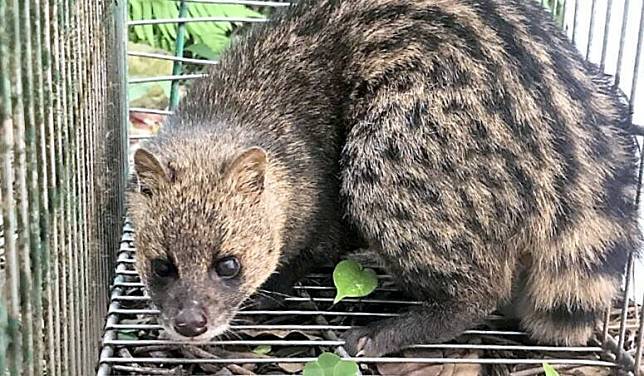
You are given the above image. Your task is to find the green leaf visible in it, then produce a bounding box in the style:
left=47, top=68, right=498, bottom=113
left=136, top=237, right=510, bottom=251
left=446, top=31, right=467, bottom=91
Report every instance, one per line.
left=185, top=43, right=219, bottom=61
left=202, top=34, right=233, bottom=57
left=199, top=4, right=232, bottom=32
left=129, top=0, right=143, bottom=21
left=252, top=344, right=271, bottom=355
left=333, top=260, right=378, bottom=304
left=187, top=4, right=220, bottom=39
left=153, top=0, right=178, bottom=44
left=220, top=3, right=264, bottom=19
left=160, top=37, right=171, bottom=53
left=303, top=353, right=360, bottom=376
left=542, top=362, right=559, bottom=376
left=141, top=1, right=156, bottom=48
left=117, top=331, right=138, bottom=341
left=334, top=360, right=360, bottom=376
left=318, top=353, right=341, bottom=371
left=303, top=362, right=326, bottom=376
left=130, top=0, right=146, bottom=41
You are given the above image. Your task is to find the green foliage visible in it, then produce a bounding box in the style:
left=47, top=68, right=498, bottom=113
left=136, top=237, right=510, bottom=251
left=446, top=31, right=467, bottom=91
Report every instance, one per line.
left=252, top=344, right=272, bottom=355
left=542, top=362, right=560, bottom=376
left=303, top=353, right=359, bottom=376
left=128, top=0, right=264, bottom=60
left=116, top=331, right=139, bottom=341
left=333, top=260, right=378, bottom=304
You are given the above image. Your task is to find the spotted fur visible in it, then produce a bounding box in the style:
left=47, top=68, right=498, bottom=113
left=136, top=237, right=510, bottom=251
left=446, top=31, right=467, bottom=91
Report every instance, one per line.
left=127, top=0, right=641, bottom=354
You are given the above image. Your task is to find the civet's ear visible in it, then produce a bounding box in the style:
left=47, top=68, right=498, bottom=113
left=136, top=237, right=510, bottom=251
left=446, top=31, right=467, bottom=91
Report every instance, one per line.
left=133, top=148, right=171, bottom=197
left=224, top=147, right=267, bottom=197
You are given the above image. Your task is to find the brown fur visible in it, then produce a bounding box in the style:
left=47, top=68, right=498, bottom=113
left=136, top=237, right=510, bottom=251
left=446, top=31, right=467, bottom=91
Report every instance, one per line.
left=127, top=0, right=641, bottom=355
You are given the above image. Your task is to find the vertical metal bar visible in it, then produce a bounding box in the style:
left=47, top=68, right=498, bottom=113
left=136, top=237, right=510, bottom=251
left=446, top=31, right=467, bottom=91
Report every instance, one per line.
left=602, top=308, right=611, bottom=344
left=77, top=0, right=91, bottom=368
left=53, top=0, right=69, bottom=373
left=616, top=252, right=634, bottom=362
left=67, top=3, right=81, bottom=372
left=61, top=2, right=71, bottom=372
left=621, top=106, right=644, bottom=364
left=84, top=1, right=96, bottom=367
left=116, top=0, right=129, bottom=235
left=45, top=0, right=62, bottom=374
left=21, top=0, right=45, bottom=371
left=79, top=1, right=91, bottom=369
left=0, top=0, right=9, bottom=374
left=9, top=0, right=33, bottom=375
left=97, top=2, right=108, bottom=329
left=622, top=3, right=644, bottom=372
left=89, top=2, right=102, bottom=351
left=70, top=2, right=82, bottom=370
left=614, top=0, right=631, bottom=87
left=629, top=0, right=644, bottom=112
left=0, top=0, right=20, bottom=374
left=30, top=0, right=48, bottom=373
left=572, top=0, right=580, bottom=45
left=38, top=0, right=56, bottom=373
left=634, top=292, right=644, bottom=375
left=633, top=263, right=639, bottom=324
left=62, top=0, right=78, bottom=372
left=586, top=0, right=598, bottom=59
left=43, top=0, right=60, bottom=374
left=601, top=0, right=614, bottom=70
left=169, top=0, right=189, bottom=110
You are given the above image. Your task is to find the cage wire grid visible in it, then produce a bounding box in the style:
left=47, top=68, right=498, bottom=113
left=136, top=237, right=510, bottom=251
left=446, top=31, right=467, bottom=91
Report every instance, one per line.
left=97, top=0, right=644, bottom=375
left=0, top=0, right=129, bottom=375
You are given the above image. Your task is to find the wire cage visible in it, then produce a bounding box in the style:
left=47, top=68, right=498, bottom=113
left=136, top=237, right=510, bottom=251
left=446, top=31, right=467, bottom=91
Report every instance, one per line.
left=0, top=0, right=129, bottom=375
left=2, top=0, right=643, bottom=375
left=92, top=0, right=644, bottom=375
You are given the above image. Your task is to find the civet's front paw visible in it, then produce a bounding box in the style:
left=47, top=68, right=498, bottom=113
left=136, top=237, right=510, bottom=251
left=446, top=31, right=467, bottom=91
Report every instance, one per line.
left=342, top=324, right=404, bottom=357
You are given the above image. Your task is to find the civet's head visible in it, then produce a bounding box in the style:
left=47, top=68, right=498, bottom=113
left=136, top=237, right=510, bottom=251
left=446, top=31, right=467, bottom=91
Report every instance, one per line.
left=127, top=145, right=286, bottom=340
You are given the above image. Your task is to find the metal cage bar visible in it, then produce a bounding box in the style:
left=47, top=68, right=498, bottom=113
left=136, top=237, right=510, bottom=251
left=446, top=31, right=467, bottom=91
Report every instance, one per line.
left=0, top=0, right=128, bottom=375
left=99, top=0, right=644, bottom=375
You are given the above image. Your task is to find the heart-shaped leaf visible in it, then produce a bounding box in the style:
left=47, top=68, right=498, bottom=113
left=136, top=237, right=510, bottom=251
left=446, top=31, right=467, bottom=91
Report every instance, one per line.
left=303, top=352, right=359, bottom=376
left=334, top=359, right=360, bottom=376
left=252, top=344, right=271, bottom=355
left=303, top=362, right=325, bottom=376
left=317, top=352, right=341, bottom=371
left=333, top=260, right=378, bottom=304
left=543, top=362, right=559, bottom=376
left=116, top=331, right=138, bottom=341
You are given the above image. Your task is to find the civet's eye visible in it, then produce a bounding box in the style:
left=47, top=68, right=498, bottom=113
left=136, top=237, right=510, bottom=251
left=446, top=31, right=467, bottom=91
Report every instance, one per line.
left=214, top=256, right=241, bottom=279
left=151, top=258, right=178, bottom=279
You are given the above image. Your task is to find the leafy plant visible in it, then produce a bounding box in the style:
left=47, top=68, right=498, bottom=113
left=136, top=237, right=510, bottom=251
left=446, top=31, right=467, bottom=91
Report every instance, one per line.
left=116, top=331, right=139, bottom=341
left=542, top=362, right=560, bottom=376
left=252, top=344, right=272, bottom=355
left=128, top=0, right=265, bottom=60
left=333, top=260, right=378, bottom=304
left=303, top=352, right=359, bottom=376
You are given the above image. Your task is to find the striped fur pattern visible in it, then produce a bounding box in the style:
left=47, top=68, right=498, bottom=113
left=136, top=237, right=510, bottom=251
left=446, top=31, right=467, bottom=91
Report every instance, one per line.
left=127, top=0, right=642, bottom=355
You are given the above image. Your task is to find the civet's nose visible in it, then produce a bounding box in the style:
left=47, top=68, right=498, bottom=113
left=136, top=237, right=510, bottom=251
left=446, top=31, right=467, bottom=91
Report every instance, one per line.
left=173, top=307, right=208, bottom=337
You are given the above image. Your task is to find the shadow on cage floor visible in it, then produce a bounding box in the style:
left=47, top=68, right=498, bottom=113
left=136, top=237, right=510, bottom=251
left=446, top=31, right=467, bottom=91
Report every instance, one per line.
left=99, top=227, right=641, bottom=376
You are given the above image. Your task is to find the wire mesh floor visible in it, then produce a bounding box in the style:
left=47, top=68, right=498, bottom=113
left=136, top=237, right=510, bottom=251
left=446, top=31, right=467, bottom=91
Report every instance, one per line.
left=97, top=222, right=643, bottom=375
